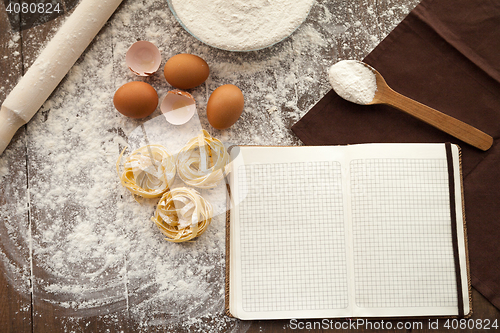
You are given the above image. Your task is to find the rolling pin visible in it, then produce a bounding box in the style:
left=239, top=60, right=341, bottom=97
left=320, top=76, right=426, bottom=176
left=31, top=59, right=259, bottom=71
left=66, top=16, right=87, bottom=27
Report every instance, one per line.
left=0, top=0, right=123, bottom=155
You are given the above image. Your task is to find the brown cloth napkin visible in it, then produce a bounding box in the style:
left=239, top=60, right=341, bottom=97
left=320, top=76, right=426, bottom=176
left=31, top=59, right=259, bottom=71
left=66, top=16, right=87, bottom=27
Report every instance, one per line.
left=292, top=0, right=500, bottom=310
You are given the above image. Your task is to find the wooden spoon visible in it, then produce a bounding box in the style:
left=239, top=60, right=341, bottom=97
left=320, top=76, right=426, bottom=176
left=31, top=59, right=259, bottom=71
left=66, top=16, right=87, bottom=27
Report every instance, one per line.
left=359, top=61, right=493, bottom=151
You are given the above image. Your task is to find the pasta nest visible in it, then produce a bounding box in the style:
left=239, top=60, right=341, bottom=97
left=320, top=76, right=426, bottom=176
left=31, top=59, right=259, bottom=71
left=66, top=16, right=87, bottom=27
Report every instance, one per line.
left=117, top=144, right=176, bottom=198
left=176, top=130, right=229, bottom=189
left=152, top=187, right=213, bottom=242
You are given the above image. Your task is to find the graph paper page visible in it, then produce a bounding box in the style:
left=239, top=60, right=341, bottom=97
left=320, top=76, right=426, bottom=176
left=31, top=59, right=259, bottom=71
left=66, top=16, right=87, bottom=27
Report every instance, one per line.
left=228, top=146, right=352, bottom=320
left=347, top=144, right=468, bottom=317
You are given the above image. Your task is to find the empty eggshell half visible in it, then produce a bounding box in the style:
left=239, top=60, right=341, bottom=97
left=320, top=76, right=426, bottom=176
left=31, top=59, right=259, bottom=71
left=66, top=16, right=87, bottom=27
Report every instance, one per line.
left=160, top=90, right=197, bottom=125
left=126, top=41, right=162, bottom=76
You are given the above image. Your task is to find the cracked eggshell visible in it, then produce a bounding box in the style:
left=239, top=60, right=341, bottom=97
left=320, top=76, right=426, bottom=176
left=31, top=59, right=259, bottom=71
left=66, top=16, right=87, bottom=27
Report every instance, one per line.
left=126, top=41, right=162, bottom=76
left=160, top=90, right=196, bottom=125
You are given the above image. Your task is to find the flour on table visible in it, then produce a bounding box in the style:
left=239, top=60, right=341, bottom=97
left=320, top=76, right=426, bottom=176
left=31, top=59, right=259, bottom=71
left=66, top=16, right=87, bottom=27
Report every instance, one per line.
left=170, top=0, right=315, bottom=51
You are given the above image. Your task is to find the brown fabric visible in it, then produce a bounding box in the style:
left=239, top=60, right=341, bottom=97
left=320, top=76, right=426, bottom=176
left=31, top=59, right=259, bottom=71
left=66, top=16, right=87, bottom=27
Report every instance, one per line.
left=292, top=0, right=500, bottom=309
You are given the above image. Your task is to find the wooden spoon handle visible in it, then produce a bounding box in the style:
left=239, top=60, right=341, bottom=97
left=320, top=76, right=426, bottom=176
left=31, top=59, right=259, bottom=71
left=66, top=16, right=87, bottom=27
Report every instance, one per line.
left=384, top=90, right=493, bottom=151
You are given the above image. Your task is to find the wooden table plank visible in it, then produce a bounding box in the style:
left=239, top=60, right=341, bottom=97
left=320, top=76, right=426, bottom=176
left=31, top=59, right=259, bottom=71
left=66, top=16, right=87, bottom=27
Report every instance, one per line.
left=0, top=3, right=32, bottom=333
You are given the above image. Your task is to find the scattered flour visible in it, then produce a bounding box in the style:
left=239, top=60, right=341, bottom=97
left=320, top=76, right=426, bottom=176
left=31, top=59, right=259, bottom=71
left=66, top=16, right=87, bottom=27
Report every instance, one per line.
left=328, top=60, right=377, bottom=104
left=0, top=0, right=420, bottom=331
left=170, top=0, right=315, bottom=51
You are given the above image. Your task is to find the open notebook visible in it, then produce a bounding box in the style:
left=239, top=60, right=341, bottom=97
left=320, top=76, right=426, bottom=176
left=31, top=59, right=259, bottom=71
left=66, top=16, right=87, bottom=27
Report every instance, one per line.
left=225, top=143, right=470, bottom=320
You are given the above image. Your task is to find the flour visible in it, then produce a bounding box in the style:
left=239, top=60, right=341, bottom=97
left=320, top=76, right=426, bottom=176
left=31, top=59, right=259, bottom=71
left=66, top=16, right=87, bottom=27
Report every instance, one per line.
left=170, top=0, right=315, bottom=51
left=328, top=60, right=377, bottom=104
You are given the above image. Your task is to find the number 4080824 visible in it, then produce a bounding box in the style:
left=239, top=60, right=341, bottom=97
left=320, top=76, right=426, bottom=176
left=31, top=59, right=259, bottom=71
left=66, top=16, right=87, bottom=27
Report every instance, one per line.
left=6, top=1, right=62, bottom=14
left=443, top=319, right=498, bottom=330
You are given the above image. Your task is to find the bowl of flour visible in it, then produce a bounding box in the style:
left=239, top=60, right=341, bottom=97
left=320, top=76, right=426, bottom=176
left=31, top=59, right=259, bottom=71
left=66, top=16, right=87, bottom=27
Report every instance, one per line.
left=167, top=0, right=315, bottom=52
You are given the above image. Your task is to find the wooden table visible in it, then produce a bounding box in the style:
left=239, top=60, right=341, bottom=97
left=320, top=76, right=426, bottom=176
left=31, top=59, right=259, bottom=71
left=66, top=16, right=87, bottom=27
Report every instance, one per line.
left=1, top=0, right=499, bottom=332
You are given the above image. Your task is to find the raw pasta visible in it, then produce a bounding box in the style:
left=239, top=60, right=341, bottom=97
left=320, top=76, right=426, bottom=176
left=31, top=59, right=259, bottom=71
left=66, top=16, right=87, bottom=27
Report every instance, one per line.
left=176, top=130, right=229, bottom=189
left=117, top=144, right=176, bottom=198
left=116, top=131, right=227, bottom=243
left=152, top=187, right=213, bottom=242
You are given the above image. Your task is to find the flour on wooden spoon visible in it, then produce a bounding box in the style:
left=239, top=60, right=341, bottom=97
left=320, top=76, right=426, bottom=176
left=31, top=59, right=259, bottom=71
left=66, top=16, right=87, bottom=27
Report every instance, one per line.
left=328, top=60, right=377, bottom=104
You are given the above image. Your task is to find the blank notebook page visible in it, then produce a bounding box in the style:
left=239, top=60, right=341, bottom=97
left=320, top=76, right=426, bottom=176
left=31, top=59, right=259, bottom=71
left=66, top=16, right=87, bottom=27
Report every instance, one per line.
left=237, top=161, right=349, bottom=312
left=350, top=158, right=458, bottom=310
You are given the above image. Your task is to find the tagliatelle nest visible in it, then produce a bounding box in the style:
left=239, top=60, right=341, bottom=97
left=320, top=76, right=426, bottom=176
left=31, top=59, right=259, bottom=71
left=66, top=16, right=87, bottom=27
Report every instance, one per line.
left=176, top=130, right=229, bottom=189
left=116, top=144, right=176, bottom=198
left=152, top=187, right=213, bottom=242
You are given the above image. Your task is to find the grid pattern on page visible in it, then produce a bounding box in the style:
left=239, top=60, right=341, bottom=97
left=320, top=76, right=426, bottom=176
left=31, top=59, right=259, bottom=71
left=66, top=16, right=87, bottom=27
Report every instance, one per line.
left=350, top=158, right=457, bottom=308
left=237, top=161, right=348, bottom=312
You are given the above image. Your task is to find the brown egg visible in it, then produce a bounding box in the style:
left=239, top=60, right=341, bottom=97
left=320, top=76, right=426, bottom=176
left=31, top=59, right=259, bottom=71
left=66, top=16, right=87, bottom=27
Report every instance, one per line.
left=163, top=54, right=209, bottom=90
left=113, top=81, right=158, bottom=119
left=206, top=84, right=244, bottom=130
